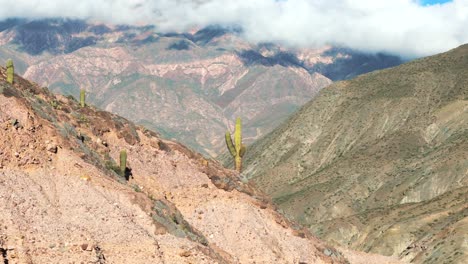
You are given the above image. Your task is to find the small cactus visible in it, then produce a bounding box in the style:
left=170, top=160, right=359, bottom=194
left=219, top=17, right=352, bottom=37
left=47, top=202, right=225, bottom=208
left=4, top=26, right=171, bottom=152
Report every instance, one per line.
left=80, top=89, right=86, bottom=107
left=225, top=117, right=246, bottom=172
left=120, top=149, right=127, bottom=177
left=6, top=59, right=14, bottom=84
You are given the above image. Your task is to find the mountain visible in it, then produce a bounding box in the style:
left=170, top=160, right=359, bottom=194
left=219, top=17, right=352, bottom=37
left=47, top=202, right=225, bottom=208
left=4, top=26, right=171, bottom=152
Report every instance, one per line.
left=242, top=44, right=468, bottom=263
left=0, top=18, right=402, bottom=156
left=0, top=60, right=404, bottom=263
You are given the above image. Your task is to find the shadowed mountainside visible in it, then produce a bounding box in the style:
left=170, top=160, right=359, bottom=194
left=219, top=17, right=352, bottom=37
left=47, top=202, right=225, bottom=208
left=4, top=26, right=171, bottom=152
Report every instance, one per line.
left=242, top=44, right=468, bottom=264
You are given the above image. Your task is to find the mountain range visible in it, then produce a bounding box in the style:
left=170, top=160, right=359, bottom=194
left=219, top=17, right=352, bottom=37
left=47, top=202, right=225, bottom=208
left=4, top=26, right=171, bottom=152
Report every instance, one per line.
left=0, top=18, right=402, bottom=156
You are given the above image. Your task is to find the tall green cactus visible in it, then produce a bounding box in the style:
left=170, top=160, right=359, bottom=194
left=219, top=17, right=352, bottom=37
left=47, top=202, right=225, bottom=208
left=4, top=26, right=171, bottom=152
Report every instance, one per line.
left=120, top=149, right=127, bottom=177
left=80, top=89, right=86, bottom=107
left=225, top=117, right=246, bottom=172
left=6, top=59, right=14, bottom=84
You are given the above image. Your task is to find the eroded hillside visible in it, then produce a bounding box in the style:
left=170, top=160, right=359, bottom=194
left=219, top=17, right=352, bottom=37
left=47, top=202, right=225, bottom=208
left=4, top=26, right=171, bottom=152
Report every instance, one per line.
left=243, top=44, right=468, bottom=264
left=0, top=61, right=406, bottom=263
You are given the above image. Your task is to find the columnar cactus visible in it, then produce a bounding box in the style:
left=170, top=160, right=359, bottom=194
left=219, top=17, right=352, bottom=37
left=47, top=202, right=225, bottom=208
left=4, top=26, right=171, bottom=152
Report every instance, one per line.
left=6, top=59, right=14, bottom=84
left=120, top=149, right=127, bottom=177
left=80, top=89, right=86, bottom=107
left=225, top=117, right=246, bottom=172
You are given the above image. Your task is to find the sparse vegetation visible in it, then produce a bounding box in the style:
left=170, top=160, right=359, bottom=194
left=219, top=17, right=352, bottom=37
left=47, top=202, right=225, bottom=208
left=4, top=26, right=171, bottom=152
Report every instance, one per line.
left=120, top=149, right=127, bottom=177
left=132, top=184, right=142, bottom=192
left=80, top=88, right=86, bottom=107
left=6, top=59, right=14, bottom=84
left=66, top=94, right=77, bottom=102
left=50, top=99, right=60, bottom=109
left=104, top=154, right=121, bottom=175
left=151, top=200, right=209, bottom=246
left=78, top=114, right=89, bottom=124
left=225, top=117, right=246, bottom=172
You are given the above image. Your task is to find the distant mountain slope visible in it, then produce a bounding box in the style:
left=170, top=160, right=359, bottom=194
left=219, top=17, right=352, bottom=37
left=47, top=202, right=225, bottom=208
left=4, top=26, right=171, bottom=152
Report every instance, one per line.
left=243, top=44, right=468, bottom=264
left=0, top=18, right=402, bottom=156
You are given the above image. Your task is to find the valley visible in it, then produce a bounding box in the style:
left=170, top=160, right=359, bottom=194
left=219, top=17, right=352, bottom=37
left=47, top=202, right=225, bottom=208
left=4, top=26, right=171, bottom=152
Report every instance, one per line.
left=0, top=19, right=402, bottom=157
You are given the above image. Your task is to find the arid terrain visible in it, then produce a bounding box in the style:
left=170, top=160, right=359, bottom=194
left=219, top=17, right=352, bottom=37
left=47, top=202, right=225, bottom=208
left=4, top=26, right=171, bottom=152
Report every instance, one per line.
left=0, top=63, right=405, bottom=263
left=241, top=44, right=468, bottom=264
left=0, top=18, right=402, bottom=156
left=0, top=3, right=466, bottom=264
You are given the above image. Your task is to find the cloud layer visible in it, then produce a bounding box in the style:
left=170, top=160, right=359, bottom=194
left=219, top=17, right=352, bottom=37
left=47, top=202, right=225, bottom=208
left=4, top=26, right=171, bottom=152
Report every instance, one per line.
left=0, top=0, right=467, bottom=57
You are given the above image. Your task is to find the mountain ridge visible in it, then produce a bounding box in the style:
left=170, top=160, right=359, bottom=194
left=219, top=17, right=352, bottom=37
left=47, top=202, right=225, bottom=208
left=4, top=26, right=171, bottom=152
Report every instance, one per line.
left=0, top=18, right=403, bottom=156
left=242, top=44, right=468, bottom=264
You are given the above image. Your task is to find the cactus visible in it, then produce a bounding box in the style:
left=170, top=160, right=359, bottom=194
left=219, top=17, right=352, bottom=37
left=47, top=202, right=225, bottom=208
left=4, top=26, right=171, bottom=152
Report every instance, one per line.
left=225, top=117, right=246, bottom=172
left=120, top=149, right=127, bottom=177
left=6, top=59, right=14, bottom=84
left=80, top=89, right=86, bottom=107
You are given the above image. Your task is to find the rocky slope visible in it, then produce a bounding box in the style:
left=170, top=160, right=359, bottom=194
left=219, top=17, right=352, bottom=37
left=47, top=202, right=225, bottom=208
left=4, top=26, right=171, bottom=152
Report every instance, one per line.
left=0, top=62, right=405, bottom=263
left=0, top=18, right=402, bottom=156
left=242, top=44, right=468, bottom=264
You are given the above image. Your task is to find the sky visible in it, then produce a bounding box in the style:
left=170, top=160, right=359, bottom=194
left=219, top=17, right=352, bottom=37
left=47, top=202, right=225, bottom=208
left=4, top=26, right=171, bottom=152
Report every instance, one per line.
left=0, top=0, right=467, bottom=58
left=421, top=0, right=453, bottom=5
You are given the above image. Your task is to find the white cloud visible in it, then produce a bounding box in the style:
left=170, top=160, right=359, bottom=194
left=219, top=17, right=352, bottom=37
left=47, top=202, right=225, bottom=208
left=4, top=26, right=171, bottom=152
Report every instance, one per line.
left=0, top=0, right=467, bottom=57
